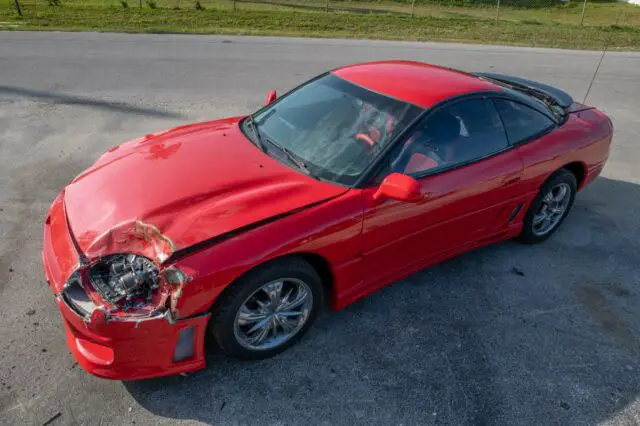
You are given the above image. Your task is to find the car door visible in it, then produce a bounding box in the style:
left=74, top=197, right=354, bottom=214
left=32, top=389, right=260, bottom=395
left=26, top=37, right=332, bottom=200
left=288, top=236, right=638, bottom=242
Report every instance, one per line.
left=359, top=97, right=526, bottom=286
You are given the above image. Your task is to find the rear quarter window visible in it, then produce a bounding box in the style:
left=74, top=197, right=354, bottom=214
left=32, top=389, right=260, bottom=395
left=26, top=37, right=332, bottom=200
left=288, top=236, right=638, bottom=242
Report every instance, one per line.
left=494, top=98, right=555, bottom=144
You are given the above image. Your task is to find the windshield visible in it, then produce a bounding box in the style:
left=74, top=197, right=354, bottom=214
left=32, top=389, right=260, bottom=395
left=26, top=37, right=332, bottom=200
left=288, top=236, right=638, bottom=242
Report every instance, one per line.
left=243, top=74, right=422, bottom=186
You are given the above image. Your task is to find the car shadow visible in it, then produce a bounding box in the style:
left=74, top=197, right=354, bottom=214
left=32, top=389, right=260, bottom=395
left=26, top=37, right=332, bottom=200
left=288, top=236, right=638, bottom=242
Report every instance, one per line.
left=124, top=176, right=640, bottom=425
left=0, top=85, right=185, bottom=119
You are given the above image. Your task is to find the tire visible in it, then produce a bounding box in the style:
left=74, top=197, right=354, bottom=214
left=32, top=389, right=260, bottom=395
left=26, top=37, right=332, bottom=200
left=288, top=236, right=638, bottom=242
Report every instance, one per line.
left=518, top=168, right=577, bottom=244
left=209, top=257, right=324, bottom=360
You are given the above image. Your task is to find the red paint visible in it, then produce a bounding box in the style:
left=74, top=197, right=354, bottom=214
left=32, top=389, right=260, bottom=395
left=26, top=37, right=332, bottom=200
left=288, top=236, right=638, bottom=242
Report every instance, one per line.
left=42, top=192, right=80, bottom=293
left=42, top=63, right=612, bottom=380
left=57, top=295, right=210, bottom=379
left=359, top=148, right=526, bottom=295
left=373, top=173, right=422, bottom=203
left=265, top=89, right=277, bottom=105
left=333, top=61, right=502, bottom=108
left=63, top=117, right=347, bottom=262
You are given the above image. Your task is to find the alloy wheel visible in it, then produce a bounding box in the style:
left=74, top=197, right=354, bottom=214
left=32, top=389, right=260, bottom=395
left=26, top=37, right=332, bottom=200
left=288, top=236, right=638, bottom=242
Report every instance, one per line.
left=532, top=182, right=571, bottom=236
left=233, top=278, right=313, bottom=351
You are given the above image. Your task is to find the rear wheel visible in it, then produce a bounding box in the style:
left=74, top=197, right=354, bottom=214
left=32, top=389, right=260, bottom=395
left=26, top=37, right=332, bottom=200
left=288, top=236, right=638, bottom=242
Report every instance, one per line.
left=209, top=257, right=323, bottom=360
left=519, top=169, right=577, bottom=244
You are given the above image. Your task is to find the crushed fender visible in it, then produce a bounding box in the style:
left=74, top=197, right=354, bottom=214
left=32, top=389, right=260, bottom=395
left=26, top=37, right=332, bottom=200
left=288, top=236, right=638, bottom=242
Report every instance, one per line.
left=62, top=220, right=196, bottom=326
left=164, top=266, right=192, bottom=319
left=82, top=219, right=176, bottom=264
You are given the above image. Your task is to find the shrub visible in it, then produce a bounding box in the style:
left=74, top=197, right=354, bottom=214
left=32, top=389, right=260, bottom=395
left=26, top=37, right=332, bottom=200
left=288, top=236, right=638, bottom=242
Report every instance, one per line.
left=120, top=0, right=128, bottom=7
left=195, top=0, right=204, bottom=9
left=146, top=0, right=157, bottom=7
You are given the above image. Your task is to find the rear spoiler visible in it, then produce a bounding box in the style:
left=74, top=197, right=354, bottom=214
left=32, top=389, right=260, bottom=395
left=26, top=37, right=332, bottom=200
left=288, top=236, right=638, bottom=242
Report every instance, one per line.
left=473, top=72, right=574, bottom=109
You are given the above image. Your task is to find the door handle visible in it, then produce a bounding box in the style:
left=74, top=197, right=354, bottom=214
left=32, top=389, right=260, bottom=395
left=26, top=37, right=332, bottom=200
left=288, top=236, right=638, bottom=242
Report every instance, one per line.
left=503, top=176, right=520, bottom=186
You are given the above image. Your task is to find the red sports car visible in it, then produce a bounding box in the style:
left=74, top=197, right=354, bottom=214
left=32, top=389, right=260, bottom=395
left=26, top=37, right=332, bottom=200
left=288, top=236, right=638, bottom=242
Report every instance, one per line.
left=42, top=61, right=612, bottom=380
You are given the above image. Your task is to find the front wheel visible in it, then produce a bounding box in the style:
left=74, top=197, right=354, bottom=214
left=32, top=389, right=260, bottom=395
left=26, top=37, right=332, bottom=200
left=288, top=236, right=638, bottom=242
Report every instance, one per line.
left=209, top=257, right=323, bottom=360
left=519, top=169, right=577, bottom=244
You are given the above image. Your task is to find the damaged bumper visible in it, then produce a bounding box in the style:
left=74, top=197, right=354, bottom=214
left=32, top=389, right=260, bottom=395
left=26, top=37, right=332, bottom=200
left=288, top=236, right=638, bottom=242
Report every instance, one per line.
left=55, top=295, right=209, bottom=380
left=42, top=193, right=210, bottom=380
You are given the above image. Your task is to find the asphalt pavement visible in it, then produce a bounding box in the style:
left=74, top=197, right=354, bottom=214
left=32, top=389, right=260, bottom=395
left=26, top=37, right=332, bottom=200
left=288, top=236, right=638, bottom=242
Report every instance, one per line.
left=0, top=32, right=639, bottom=425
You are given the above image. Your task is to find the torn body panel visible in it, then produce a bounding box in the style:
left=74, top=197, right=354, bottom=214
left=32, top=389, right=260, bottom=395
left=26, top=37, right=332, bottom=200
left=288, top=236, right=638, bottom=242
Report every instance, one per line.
left=83, top=219, right=176, bottom=264
left=65, top=257, right=193, bottom=324
left=45, top=194, right=191, bottom=319
left=44, top=196, right=206, bottom=380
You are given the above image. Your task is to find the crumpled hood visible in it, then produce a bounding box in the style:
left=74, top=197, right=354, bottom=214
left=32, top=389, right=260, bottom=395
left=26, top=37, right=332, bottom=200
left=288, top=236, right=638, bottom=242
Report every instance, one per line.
left=64, top=117, right=348, bottom=263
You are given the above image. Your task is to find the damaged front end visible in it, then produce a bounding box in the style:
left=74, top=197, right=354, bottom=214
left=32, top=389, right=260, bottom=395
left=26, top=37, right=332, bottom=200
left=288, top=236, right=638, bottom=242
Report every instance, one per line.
left=59, top=257, right=206, bottom=376
left=44, top=196, right=209, bottom=379
left=61, top=219, right=190, bottom=324
left=62, top=257, right=188, bottom=325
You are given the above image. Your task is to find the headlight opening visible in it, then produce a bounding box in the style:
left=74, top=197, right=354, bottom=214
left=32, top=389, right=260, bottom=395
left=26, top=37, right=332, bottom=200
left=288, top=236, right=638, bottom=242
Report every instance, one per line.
left=88, top=254, right=162, bottom=311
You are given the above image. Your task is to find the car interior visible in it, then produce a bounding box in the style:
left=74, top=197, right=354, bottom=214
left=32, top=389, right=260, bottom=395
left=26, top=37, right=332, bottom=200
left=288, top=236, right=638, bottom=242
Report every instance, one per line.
left=390, top=99, right=509, bottom=176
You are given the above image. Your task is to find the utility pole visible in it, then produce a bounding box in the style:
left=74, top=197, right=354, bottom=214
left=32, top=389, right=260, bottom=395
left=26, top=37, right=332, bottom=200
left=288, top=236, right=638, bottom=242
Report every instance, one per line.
left=495, top=0, right=500, bottom=24
left=580, top=0, right=587, bottom=26
left=411, top=0, right=416, bottom=18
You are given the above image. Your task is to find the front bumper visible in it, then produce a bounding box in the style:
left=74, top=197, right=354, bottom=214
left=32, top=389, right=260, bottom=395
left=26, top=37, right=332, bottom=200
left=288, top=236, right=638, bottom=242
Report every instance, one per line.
left=55, top=295, right=209, bottom=380
left=42, top=192, right=210, bottom=380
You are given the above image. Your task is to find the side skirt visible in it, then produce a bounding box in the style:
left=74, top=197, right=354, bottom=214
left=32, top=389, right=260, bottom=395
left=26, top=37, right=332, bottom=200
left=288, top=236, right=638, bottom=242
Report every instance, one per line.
left=332, top=222, right=523, bottom=310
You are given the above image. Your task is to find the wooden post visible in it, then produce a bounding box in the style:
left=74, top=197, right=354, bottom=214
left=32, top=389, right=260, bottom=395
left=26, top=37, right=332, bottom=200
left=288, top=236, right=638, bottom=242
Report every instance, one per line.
left=14, top=0, right=22, bottom=16
left=233, top=0, right=236, bottom=11
left=139, top=0, right=142, bottom=8
left=325, top=0, right=329, bottom=13
left=411, top=0, right=416, bottom=18
left=580, top=0, right=587, bottom=26
left=495, top=0, right=500, bottom=24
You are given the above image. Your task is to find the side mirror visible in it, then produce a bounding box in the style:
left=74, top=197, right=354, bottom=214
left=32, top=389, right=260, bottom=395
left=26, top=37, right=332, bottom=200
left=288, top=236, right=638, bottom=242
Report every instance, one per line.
left=373, top=173, right=422, bottom=203
left=265, top=90, right=277, bottom=106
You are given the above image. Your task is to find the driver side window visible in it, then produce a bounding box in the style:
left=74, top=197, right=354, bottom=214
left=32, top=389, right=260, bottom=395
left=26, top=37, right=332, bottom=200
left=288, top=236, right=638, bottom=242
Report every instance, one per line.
left=389, top=98, right=509, bottom=176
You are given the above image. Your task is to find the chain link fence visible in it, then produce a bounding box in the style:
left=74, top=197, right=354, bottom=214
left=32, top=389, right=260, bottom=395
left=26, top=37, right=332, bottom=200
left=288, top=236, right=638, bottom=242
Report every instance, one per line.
left=222, top=0, right=638, bottom=26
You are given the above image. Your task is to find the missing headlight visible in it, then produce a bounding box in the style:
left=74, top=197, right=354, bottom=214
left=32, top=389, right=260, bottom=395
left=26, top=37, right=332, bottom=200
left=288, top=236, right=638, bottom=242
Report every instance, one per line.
left=89, top=254, right=159, bottom=308
left=62, top=270, right=97, bottom=316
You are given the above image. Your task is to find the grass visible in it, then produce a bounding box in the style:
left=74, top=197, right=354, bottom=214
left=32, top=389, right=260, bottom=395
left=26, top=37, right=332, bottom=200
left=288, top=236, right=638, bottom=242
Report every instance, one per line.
left=2, top=0, right=640, bottom=50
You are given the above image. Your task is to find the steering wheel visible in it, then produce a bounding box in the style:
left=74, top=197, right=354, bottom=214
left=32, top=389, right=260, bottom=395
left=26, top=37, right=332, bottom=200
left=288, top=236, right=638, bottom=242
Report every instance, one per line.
left=354, top=110, right=397, bottom=153
left=355, top=132, right=376, bottom=151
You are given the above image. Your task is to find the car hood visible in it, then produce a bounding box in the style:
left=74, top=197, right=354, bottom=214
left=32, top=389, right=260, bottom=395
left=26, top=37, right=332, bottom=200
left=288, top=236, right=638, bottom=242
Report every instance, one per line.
left=64, top=117, right=348, bottom=263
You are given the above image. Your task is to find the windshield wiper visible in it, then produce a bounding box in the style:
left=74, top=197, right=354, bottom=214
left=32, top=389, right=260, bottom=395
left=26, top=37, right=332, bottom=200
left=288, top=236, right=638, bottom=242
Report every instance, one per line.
left=246, top=115, right=266, bottom=152
left=245, top=116, right=316, bottom=178
left=263, top=137, right=316, bottom=178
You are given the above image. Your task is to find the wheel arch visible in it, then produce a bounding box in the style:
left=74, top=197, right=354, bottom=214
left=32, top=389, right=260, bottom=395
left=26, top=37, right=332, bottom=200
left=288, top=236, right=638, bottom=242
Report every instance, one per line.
left=519, top=163, right=579, bottom=244
left=295, top=252, right=335, bottom=305
left=560, top=161, right=587, bottom=190
left=209, top=252, right=336, bottom=313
